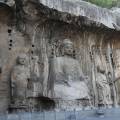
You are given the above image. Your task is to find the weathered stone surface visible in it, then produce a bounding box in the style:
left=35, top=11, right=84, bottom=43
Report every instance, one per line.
left=38, top=0, right=120, bottom=30
left=0, top=0, right=120, bottom=113
left=96, top=66, right=112, bottom=106
left=48, top=39, right=89, bottom=98
left=11, top=54, right=30, bottom=106
left=48, top=39, right=90, bottom=109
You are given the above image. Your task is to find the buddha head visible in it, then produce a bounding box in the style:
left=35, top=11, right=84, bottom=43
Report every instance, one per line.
left=62, top=39, right=74, bottom=56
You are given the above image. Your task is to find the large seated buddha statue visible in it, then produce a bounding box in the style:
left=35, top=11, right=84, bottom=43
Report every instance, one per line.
left=48, top=39, right=90, bottom=109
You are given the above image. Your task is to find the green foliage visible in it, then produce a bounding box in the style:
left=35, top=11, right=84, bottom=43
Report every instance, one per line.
left=84, top=0, right=120, bottom=8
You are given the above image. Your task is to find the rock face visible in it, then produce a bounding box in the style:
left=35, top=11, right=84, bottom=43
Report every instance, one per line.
left=38, top=0, right=120, bottom=29
left=0, top=0, right=120, bottom=112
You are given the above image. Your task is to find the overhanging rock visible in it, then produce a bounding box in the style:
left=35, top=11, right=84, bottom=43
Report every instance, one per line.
left=38, top=0, right=120, bottom=30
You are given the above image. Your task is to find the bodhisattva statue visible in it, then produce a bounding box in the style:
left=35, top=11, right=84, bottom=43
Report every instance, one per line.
left=114, top=70, right=120, bottom=105
left=48, top=39, right=90, bottom=109
left=28, top=55, right=42, bottom=97
left=11, top=54, right=30, bottom=106
left=96, top=66, right=112, bottom=107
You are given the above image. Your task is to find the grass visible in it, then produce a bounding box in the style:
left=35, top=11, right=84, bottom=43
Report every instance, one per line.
left=84, top=0, right=120, bottom=8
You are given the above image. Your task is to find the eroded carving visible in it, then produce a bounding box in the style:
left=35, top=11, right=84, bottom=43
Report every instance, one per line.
left=114, top=49, right=120, bottom=104
left=11, top=54, right=30, bottom=107
left=28, top=55, right=42, bottom=97
left=96, top=66, right=112, bottom=107
left=48, top=39, right=90, bottom=109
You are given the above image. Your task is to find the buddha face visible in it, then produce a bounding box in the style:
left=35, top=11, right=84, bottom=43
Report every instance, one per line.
left=18, top=54, right=27, bottom=65
left=63, top=39, right=74, bottom=56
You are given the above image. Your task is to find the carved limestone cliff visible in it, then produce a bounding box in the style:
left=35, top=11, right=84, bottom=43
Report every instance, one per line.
left=0, top=0, right=120, bottom=112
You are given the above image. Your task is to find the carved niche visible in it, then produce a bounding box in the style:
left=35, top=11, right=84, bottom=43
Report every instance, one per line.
left=48, top=39, right=91, bottom=109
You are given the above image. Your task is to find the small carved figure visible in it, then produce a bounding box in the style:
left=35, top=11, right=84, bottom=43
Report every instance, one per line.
left=107, top=72, right=118, bottom=107
left=107, top=72, right=114, bottom=100
left=96, top=66, right=112, bottom=107
left=48, top=39, right=90, bottom=108
left=11, top=54, right=30, bottom=106
left=28, top=55, right=42, bottom=97
left=113, top=50, right=120, bottom=105
left=114, top=71, right=120, bottom=105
